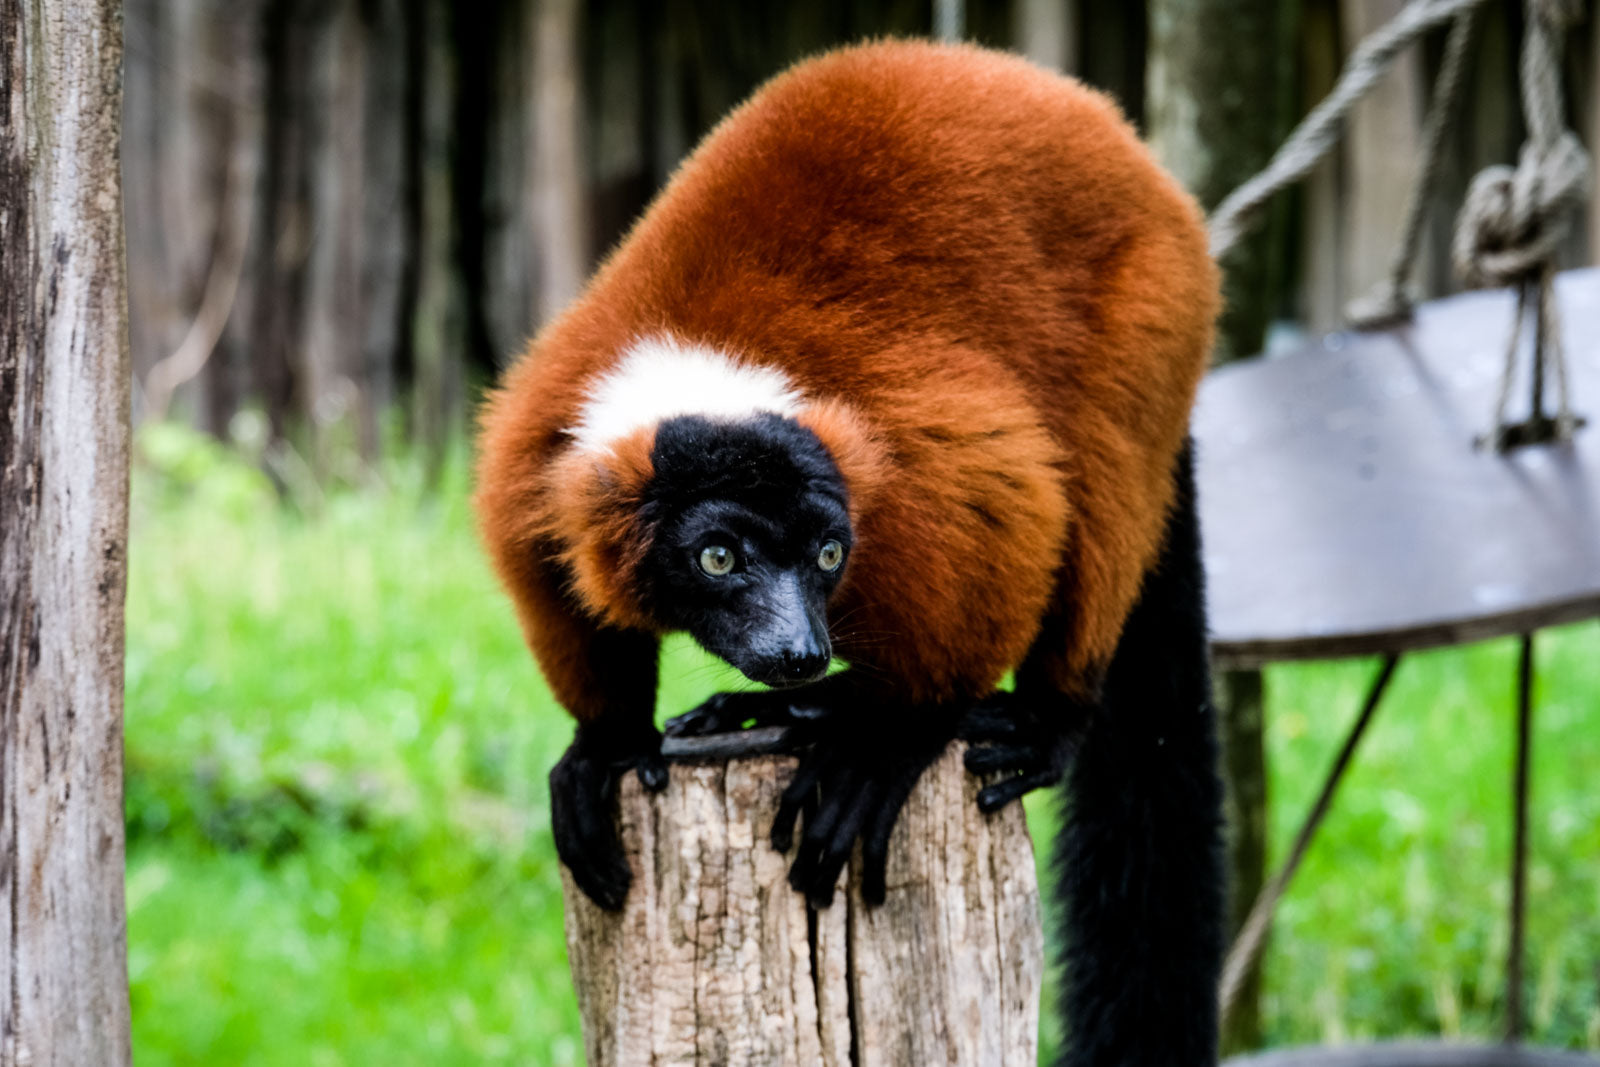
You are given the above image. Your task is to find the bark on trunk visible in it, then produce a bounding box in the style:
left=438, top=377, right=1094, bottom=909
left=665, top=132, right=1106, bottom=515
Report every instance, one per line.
left=562, top=744, right=1042, bottom=1067
left=0, top=1, right=134, bottom=1064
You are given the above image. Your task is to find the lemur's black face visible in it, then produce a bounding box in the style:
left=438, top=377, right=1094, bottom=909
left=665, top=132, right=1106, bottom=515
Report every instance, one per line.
left=638, top=413, right=851, bottom=688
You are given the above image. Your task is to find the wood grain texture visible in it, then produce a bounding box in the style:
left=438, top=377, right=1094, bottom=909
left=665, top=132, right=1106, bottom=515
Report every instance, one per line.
left=562, top=744, right=1042, bottom=1067
left=0, top=0, right=134, bottom=1064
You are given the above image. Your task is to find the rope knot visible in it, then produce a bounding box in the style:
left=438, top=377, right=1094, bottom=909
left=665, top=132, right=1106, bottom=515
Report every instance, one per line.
left=1452, top=132, right=1590, bottom=289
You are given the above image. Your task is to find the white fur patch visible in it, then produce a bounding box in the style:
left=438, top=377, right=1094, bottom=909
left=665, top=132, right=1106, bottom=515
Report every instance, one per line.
left=569, top=335, right=804, bottom=453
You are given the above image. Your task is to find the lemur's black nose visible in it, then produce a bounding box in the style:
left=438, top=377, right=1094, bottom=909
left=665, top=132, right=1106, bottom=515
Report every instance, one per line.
left=779, top=646, right=829, bottom=681
left=779, top=633, right=830, bottom=682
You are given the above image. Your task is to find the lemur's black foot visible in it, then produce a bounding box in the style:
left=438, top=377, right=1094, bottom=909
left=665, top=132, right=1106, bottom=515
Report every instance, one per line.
left=958, top=690, right=1085, bottom=813
left=773, top=713, right=955, bottom=908
left=663, top=687, right=833, bottom=740
left=549, top=721, right=668, bottom=911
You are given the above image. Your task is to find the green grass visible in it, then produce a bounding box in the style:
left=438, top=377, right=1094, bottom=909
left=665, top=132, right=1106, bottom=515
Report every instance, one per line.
left=125, top=424, right=1600, bottom=1062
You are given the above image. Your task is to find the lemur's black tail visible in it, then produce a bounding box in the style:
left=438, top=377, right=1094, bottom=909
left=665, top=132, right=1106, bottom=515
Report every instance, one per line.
left=1054, top=440, right=1225, bottom=1067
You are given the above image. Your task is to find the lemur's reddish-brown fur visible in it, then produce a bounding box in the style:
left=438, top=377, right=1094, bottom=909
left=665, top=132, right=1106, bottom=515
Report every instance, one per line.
left=476, top=40, right=1218, bottom=718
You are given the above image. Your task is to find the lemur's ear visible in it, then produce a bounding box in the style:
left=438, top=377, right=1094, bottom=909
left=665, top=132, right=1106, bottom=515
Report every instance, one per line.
left=541, top=426, right=659, bottom=630
left=795, top=399, right=890, bottom=524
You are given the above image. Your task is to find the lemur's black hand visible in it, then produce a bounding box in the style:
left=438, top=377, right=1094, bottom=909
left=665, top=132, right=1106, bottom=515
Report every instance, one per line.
left=773, top=712, right=955, bottom=908
left=549, top=722, right=668, bottom=911
left=664, top=684, right=837, bottom=740
left=957, top=690, right=1086, bottom=812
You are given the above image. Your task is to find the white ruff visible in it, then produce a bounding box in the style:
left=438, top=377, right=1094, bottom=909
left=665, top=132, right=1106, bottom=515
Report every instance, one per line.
left=569, top=336, right=804, bottom=453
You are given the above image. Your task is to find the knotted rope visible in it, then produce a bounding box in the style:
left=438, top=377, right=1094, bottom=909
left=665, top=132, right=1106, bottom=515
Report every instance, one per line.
left=1451, top=0, right=1590, bottom=447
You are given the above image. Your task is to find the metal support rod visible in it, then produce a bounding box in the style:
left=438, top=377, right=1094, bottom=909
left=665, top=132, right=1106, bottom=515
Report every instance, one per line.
left=1507, top=633, right=1534, bottom=1043
left=1531, top=287, right=1547, bottom=423
left=1220, top=654, right=1402, bottom=1019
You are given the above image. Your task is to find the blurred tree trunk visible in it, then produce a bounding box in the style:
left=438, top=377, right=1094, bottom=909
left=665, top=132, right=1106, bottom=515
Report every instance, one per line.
left=409, top=0, right=466, bottom=468
left=1014, top=0, right=1077, bottom=73
left=1146, top=0, right=1298, bottom=1053
left=1588, top=5, right=1598, bottom=264
left=533, top=0, right=588, bottom=324
left=1296, top=0, right=1345, bottom=329
left=1082, top=3, right=1147, bottom=128
left=358, top=0, right=413, bottom=454
left=303, top=0, right=370, bottom=473
left=480, top=0, right=588, bottom=366
left=0, top=1, right=134, bottom=1063
left=1340, top=0, right=1426, bottom=303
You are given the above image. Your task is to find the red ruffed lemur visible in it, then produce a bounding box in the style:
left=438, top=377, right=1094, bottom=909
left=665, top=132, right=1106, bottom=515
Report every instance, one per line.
left=477, top=40, right=1224, bottom=1066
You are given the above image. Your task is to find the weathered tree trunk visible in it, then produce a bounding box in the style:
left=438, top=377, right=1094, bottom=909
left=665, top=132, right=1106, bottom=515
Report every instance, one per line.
left=562, top=744, right=1042, bottom=1067
left=1146, top=0, right=1298, bottom=1053
left=0, top=1, right=134, bottom=1064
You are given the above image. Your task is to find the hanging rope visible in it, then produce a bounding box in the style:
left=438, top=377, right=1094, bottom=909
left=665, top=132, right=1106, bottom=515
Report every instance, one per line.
left=1344, top=8, right=1478, bottom=328
left=1452, top=0, right=1590, bottom=448
left=1206, top=0, right=1491, bottom=262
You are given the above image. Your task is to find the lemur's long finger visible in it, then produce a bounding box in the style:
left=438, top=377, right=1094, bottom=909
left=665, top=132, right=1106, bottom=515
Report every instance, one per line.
left=859, top=762, right=925, bottom=905
left=963, top=742, right=1044, bottom=775
left=801, top=776, right=880, bottom=909
left=977, top=768, right=1058, bottom=814
left=771, top=756, right=823, bottom=853
left=789, top=764, right=861, bottom=898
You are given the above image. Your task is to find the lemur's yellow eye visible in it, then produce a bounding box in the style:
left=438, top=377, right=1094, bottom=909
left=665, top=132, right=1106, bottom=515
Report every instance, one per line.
left=817, top=539, right=845, bottom=572
left=699, top=545, right=736, bottom=576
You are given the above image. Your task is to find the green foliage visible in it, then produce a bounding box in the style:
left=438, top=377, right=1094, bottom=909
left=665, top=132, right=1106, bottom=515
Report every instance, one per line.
left=126, top=426, right=1600, bottom=1062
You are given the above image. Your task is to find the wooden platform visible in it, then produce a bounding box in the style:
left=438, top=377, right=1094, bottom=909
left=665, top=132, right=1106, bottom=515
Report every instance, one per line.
left=1197, top=269, right=1600, bottom=669
left=1224, top=1042, right=1600, bottom=1067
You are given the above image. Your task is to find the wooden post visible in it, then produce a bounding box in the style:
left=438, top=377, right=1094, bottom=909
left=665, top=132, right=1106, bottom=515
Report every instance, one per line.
left=562, top=744, right=1042, bottom=1067
left=0, top=0, right=134, bottom=1064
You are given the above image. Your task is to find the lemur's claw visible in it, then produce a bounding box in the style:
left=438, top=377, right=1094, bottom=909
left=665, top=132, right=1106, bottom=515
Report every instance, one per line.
left=958, top=690, right=1084, bottom=811
left=637, top=751, right=669, bottom=792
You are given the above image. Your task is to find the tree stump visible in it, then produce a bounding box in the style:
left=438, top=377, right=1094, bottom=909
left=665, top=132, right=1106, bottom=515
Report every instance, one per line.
left=561, top=742, right=1043, bottom=1067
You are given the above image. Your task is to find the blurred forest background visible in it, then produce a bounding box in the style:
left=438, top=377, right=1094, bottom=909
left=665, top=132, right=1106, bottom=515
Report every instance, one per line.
left=119, top=0, right=1600, bottom=1063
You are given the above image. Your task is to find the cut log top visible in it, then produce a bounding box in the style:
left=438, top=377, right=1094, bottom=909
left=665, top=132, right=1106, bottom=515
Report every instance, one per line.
left=1197, top=268, right=1600, bottom=668
left=561, top=743, right=1042, bottom=1067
